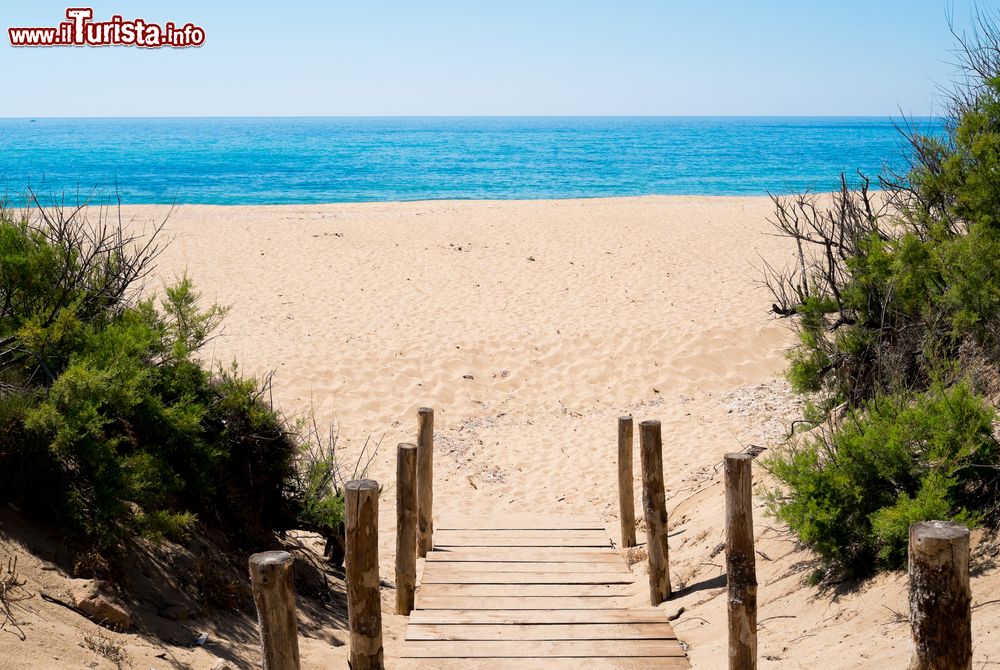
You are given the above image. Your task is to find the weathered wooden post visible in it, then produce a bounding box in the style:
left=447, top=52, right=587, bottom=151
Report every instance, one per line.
left=908, top=521, right=972, bottom=670
left=639, top=419, right=671, bottom=605
left=617, top=415, right=637, bottom=548
left=345, top=479, right=384, bottom=670
left=395, top=443, right=418, bottom=615
left=417, top=407, right=434, bottom=557
left=249, top=551, right=301, bottom=670
left=725, top=452, right=757, bottom=670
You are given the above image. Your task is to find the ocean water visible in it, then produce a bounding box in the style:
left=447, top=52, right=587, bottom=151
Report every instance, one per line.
left=0, top=117, right=944, bottom=205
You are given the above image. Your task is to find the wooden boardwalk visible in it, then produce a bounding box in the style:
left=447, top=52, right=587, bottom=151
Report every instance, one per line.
left=399, top=514, right=690, bottom=669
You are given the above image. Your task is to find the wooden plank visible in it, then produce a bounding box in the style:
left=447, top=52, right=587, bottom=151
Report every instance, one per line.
left=415, top=596, right=628, bottom=610
left=406, top=622, right=678, bottom=641
left=435, top=529, right=610, bottom=539
left=398, top=659, right=690, bottom=670
left=417, top=583, right=633, bottom=598
left=435, top=536, right=611, bottom=548
left=436, top=515, right=604, bottom=531
left=401, top=639, right=687, bottom=658
left=401, top=512, right=688, bottom=668
left=425, top=548, right=621, bottom=563
left=419, top=561, right=630, bottom=574
left=419, top=570, right=634, bottom=585
left=408, top=608, right=669, bottom=625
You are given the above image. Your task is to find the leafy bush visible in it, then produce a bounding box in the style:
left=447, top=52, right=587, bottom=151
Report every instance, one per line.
left=764, top=50, right=1000, bottom=405
left=0, top=201, right=343, bottom=554
left=765, top=384, right=995, bottom=574
left=763, top=13, right=1000, bottom=577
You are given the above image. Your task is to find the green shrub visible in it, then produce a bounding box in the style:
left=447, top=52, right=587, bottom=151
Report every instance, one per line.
left=765, top=383, right=995, bottom=575
left=765, top=69, right=1000, bottom=404
left=296, top=458, right=346, bottom=539
left=0, top=204, right=343, bottom=553
left=764, top=12, right=1000, bottom=577
left=202, top=366, right=299, bottom=545
left=136, top=510, right=198, bottom=543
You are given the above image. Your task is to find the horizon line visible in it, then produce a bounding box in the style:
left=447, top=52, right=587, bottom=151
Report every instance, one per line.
left=0, top=113, right=945, bottom=120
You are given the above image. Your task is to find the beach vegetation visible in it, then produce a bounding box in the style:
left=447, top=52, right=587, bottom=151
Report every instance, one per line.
left=0, top=198, right=345, bottom=559
left=763, top=12, right=1000, bottom=576
left=764, top=383, right=994, bottom=574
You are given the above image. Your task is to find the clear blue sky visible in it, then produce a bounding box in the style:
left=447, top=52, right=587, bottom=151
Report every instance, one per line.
left=1, top=0, right=994, bottom=116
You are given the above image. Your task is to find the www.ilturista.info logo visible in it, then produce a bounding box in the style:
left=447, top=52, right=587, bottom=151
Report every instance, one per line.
left=8, top=8, right=205, bottom=48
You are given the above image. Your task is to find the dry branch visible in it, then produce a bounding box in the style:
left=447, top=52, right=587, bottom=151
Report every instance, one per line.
left=1, top=557, right=32, bottom=641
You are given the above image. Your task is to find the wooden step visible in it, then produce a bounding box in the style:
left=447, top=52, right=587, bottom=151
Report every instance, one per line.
left=416, top=583, right=634, bottom=598
left=401, top=639, right=687, bottom=658
left=408, top=609, right=670, bottom=625
left=406, top=622, right=678, bottom=641
left=425, top=547, right=622, bottom=563
left=419, top=570, right=634, bottom=584
left=419, top=561, right=631, bottom=574
left=398, top=659, right=690, bottom=670
left=400, top=513, right=689, bottom=668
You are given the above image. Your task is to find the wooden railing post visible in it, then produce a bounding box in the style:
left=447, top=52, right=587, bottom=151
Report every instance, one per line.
left=725, top=453, right=757, bottom=670
left=639, top=419, right=671, bottom=605
left=346, top=479, right=384, bottom=670
left=395, top=443, right=418, bottom=615
left=249, top=551, right=301, bottom=670
left=908, top=521, right=972, bottom=670
left=617, top=416, right=637, bottom=548
left=417, top=407, right=435, bottom=557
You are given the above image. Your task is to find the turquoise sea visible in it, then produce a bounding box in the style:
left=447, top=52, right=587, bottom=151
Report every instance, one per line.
left=0, top=117, right=944, bottom=205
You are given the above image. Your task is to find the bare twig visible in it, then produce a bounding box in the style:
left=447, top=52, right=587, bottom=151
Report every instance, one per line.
left=1, top=557, right=33, bottom=641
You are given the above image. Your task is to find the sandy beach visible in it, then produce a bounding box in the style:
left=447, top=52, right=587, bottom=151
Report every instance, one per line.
left=3, top=195, right=997, bottom=668
left=143, top=196, right=792, bottom=540
left=141, top=195, right=1000, bottom=667
left=145, top=194, right=999, bottom=668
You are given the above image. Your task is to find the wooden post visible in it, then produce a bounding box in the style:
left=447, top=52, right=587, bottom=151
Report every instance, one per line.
left=417, top=407, right=434, bottom=557
left=395, top=443, right=418, bottom=615
left=345, top=479, right=384, bottom=670
left=639, top=419, right=671, bottom=605
left=908, top=521, right=972, bottom=670
left=725, top=453, right=757, bottom=670
left=249, top=551, right=301, bottom=670
left=617, top=415, right=637, bottom=548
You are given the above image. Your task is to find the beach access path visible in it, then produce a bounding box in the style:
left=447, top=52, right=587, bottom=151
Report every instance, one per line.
left=398, top=513, right=690, bottom=669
